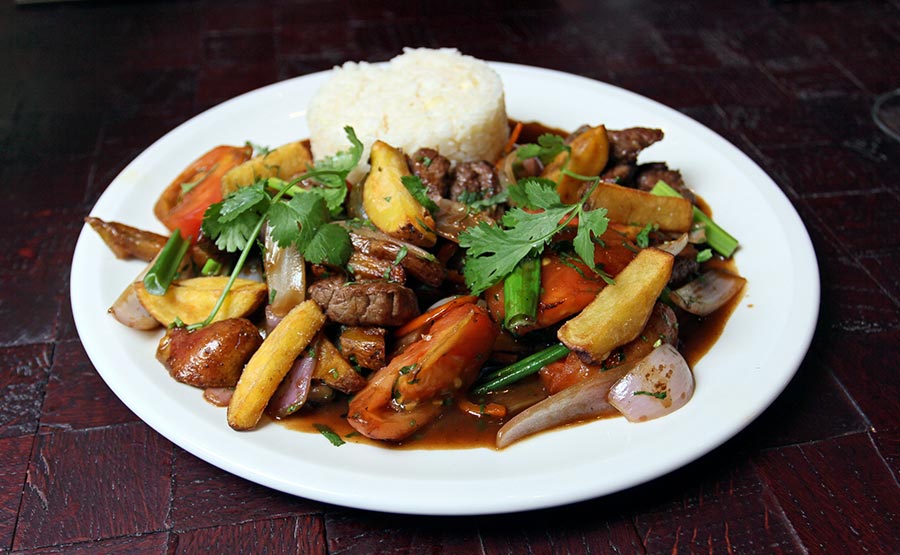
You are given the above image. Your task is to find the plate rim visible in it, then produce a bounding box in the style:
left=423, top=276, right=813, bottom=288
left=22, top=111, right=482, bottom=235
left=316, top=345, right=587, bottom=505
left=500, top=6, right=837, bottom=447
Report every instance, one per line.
left=70, top=60, right=820, bottom=515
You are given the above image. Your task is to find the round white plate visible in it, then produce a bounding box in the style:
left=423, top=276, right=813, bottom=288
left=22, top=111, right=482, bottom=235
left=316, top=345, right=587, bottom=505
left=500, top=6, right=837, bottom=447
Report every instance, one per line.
left=70, top=62, right=819, bottom=515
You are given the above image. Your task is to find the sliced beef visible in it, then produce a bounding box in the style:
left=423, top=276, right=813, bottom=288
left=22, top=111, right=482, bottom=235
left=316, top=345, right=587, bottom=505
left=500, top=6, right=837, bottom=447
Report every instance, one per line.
left=607, top=128, right=664, bottom=164
left=635, top=162, right=696, bottom=203
left=668, top=244, right=700, bottom=288
left=599, top=163, right=635, bottom=185
left=344, top=223, right=446, bottom=287
left=449, top=161, right=501, bottom=204
left=408, top=148, right=451, bottom=199
left=308, top=277, right=420, bottom=326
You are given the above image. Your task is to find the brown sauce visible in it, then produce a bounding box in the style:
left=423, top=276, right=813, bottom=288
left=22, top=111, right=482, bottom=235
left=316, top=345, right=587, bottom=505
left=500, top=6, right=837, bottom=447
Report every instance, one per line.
left=274, top=121, right=744, bottom=450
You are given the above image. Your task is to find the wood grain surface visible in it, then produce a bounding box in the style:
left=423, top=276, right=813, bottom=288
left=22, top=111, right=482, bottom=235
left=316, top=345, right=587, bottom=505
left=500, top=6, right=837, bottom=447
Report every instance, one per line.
left=1, top=0, right=898, bottom=553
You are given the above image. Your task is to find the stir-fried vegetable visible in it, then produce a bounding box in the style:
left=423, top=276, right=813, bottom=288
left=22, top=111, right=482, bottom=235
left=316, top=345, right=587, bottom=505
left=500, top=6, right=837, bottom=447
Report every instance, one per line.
left=94, top=114, right=745, bottom=449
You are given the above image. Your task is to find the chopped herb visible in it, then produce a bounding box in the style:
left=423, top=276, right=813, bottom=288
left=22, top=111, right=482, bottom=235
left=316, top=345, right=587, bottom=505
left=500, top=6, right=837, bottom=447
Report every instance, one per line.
left=633, top=390, right=667, bottom=399
left=245, top=140, right=271, bottom=157
left=516, top=133, right=569, bottom=165
left=314, top=424, right=346, bottom=446
left=401, top=175, right=438, bottom=214
left=268, top=288, right=277, bottom=304
left=418, top=155, right=432, bottom=167
left=652, top=337, right=663, bottom=348
left=328, top=368, right=339, bottom=379
left=696, top=248, right=713, bottom=263
left=458, top=177, right=608, bottom=295
left=635, top=222, right=657, bottom=248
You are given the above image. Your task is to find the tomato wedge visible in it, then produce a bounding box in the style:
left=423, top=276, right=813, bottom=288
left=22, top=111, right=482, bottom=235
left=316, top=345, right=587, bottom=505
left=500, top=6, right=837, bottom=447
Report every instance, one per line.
left=154, top=145, right=252, bottom=241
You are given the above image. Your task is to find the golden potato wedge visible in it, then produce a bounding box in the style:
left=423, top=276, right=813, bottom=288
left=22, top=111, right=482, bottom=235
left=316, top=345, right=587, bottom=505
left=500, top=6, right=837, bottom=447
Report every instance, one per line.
left=227, top=300, right=326, bottom=430
left=362, top=140, right=437, bottom=247
left=135, top=276, right=266, bottom=327
left=221, top=141, right=313, bottom=195
left=588, top=182, right=692, bottom=232
left=541, top=125, right=609, bottom=204
left=558, top=248, right=673, bottom=362
left=313, top=336, right=367, bottom=394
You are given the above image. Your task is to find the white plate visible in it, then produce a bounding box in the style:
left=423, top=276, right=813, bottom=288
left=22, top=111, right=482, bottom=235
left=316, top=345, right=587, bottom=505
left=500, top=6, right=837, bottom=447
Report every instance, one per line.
left=70, top=62, right=819, bottom=515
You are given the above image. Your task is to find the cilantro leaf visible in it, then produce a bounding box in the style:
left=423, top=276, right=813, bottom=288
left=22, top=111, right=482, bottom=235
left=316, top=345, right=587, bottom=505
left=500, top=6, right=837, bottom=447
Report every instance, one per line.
left=301, top=126, right=363, bottom=215
left=401, top=175, right=438, bottom=213
left=573, top=207, right=609, bottom=270
left=516, top=133, right=569, bottom=164
left=635, top=222, right=656, bottom=248
left=305, top=222, right=352, bottom=266
left=202, top=183, right=270, bottom=252
left=271, top=193, right=351, bottom=266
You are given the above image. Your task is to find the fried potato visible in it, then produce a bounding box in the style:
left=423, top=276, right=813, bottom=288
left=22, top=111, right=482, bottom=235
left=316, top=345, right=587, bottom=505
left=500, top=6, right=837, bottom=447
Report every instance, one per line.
left=221, top=141, right=313, bottom=195
left=362, top=140, right=437, bottom=247
left=227, top=300, right=326, bottom=430
left=542, top=125, right=609, bottom=204
left=313, top=336, right=367, bottom=394
left=588, top=182, right=692, bottom=232
left=134, top=276, right=266, bottom=327
left=558, top=248, right=673, bottom=362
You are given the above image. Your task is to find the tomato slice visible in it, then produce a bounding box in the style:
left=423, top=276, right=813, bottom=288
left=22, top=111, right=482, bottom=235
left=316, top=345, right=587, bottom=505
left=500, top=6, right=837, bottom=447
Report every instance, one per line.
left=154, top=145, right=252, bottom=241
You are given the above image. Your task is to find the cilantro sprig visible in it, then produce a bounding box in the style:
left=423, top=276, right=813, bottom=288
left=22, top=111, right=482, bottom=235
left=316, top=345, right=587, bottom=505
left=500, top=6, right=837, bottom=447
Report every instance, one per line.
left=458, top=176, right=609, bottom=295
left=516, top=133, right=569, bottom=164
left=189, top=126, right=362, bottom=330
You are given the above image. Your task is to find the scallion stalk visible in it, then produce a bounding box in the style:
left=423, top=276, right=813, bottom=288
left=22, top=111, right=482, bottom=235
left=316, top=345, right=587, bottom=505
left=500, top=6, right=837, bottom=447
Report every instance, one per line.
left=650, top=181, right=738, bottom=257
left=472, top=343, right=570, bottom=395
left=503, top=255, right=541, bottom=334
left=143, top=230, right=189, bottom=295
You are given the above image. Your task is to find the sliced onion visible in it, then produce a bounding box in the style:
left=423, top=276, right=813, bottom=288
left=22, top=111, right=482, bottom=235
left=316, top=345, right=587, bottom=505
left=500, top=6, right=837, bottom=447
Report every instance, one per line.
left=656, top=233, right=688, bottom=256
left=607, top=344, right=693, bottom=422
left=496, top=365, right=630, bottom=448
left=203, top=387, right=234, bottom=407
left=433, top=198, right=494, bottom=242
left=669, top=269, right=746, bottom=316
left=267, top=353, right=317, bottom=419
left=688, top=223, right=707, bottom=244
left=263, top=225, right=306, bottom=317
left=109, top=282, right=158, bottom=329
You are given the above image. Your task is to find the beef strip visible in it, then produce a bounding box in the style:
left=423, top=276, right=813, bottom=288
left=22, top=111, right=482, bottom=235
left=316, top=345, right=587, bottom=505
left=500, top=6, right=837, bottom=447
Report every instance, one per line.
left=635, top=162, right=696, bottom=203
left=449, top=161, right=501, bottom=204
left=607, top=128, right=664, bottom=164
left=308, top=277, right=420, bottom=326
left=409, top=148, right=451, bottom=199
left=668, top=244, right=700, bottom=288
left=599, top=163, right=635, bottom=185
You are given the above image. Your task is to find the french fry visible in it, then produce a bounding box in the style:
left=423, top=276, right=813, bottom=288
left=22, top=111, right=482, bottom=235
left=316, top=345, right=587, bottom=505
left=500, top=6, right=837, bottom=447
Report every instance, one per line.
left=313, top=336, right=368, bottom=394
left=134, top=276, right=266, bottom=327
left=541, top=125, right=609, bottom=204
left=589, top=182, right=692, bottom=232
left=558, top=248, right=673, bottom=362
left=221, top=141, right=313, bottom=195
left=227, top=300, right=326, bottom=430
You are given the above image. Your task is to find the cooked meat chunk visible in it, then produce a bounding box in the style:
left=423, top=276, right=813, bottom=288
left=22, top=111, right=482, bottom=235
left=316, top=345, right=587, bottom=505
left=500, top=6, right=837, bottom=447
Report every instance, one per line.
left=607, top=128, right=664, bottom=164
left=308, top=277, right=420, bottom=326
left=450, top=161, right=501, bottom=205
left=409, top=148, right=451, bottom=199
left=635, top=162, right=696, bottom=203
left=668, top=244, right=700, bottom=288
left=599, top=163, right=635, bottom=185
left=339, top=326, right=387, bottom=370
left=156, top=318, right=262, bottom=388
left=344, top=223, right=446, bottom=287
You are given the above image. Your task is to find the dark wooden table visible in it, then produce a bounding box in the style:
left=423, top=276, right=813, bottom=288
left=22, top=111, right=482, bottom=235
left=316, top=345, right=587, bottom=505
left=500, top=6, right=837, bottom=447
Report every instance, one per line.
left=2, top=1, right=899, bottom=553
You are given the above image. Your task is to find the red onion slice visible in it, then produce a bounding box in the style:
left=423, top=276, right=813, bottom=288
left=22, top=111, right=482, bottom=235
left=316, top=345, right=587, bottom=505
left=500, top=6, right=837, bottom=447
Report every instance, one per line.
left=203, top=387, right=234, bottom=407
left=267, top=352, right=317, bottom=419
left=496, top=365, right=629, bottom=448
left=656, top=233, right=688, bottom=256
left=263, top=225, right=306, bottom=318
left=669, top=269, right=746, bottom=316
left=607, top=344, right=693, bottom=422
left=109, top=283, right=159, bottom=329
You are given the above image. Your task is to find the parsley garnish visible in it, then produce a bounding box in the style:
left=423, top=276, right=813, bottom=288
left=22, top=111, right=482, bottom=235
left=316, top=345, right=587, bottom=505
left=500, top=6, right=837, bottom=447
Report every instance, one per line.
left=245, top=141, right=271, bottom=157
left=401, top=175, right=438, bottom=214
left=516, top=133, right=569, bottom=164
left=314, top=424, right=346, bottom=446
left=635, top=222, right=657, bottom=248
left=192, top=127, right=362, bottom=330
left=634, top=390, right=667, bottom=399
left=458, top=177, right=609, bottom=295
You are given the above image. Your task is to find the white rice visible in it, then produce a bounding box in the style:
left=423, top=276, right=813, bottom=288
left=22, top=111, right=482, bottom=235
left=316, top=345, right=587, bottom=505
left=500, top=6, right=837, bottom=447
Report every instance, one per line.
left=307, top=48, right=508, bottom=182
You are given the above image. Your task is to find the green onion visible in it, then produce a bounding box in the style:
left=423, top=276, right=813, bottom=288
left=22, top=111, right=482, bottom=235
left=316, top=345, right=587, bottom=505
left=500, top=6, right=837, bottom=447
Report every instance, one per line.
left=503, top=255, right=541, bottom=334
left=650, top=181, right=739, bottom=257
left=143, top=230, right=190, bottom=295
left=472, top=343, right=570, bottom=395
left=200, top=258, right=222, bottom=276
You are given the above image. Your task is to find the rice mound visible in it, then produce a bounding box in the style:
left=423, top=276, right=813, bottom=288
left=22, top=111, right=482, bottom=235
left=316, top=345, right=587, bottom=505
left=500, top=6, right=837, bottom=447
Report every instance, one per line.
left=307, top=48, right=508, bottom=182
